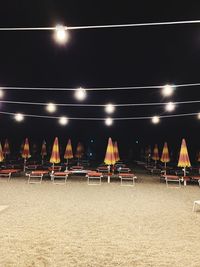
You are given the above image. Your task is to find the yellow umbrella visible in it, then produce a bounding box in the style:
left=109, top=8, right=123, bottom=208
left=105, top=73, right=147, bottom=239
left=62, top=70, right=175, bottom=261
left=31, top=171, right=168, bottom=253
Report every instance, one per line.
left=50, top=137, right=60, bottom=166
left=152, top=144, right=159, bottom=167
left=75, top=142, right=84, bottom=165
left=160, top=142, right=170, bottom=172
left=22, top=138, right=31, bottom=171
left=64, top=139, right=73, bottom=165
left=178, top=138, right=191, bottom=177
left=113, top=141, right=120, bottom=162
left=0, top=142, right=4, bottom=162
left=104, top=138, right=116, bottom=172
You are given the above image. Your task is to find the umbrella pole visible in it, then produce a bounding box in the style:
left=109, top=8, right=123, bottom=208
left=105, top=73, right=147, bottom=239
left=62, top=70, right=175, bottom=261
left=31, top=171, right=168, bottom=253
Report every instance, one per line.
left=23, top=159, right=26, bottom=172
left=155, top=160, right=157, bottom=168
left=42, top=156, right=43, bottom=165
left=183, top=167, right=187, bottom=186
left=108, top=165, right=111, bottom=183
left=164, top=162, right=167, bottom=175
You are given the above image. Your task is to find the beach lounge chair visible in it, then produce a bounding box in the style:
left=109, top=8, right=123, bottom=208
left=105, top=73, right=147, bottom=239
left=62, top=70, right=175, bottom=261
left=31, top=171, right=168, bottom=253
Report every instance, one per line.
left=86, top=172, right=103, bottom=185
left=50, top=171, right=68, bottom=184
left=71, top=165, right=84, bottom=171
left=118, top=167, right=131, bottom=173
left=119, top=173, right=137, bottom=186
left=96, top=166, right=109, bottom=173
left=27, top=170, right=49, bottom=184
left=0, top=169, right=21, bottom=181
left=162, top=175, right=182, bottom=188
left=193, top=200, right=200, bottom=212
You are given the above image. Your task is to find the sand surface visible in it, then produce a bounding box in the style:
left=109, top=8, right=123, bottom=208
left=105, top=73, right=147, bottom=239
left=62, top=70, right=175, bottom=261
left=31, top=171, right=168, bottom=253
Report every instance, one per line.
left=0, top=174, right=200, bottom=267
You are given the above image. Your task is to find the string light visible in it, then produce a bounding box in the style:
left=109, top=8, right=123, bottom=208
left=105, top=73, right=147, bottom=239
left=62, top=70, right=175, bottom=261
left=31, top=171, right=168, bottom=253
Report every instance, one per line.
left=165, top=102, right=176, bottom=112
left=54, top=25, right=69, bottom=45
left=74, top=87, right=87, bottom=101
left=59, top=116, right=68, bottom=125
left=14, top=113, right=24, bottom=122
left=162, top=84, right=174, bottom=97
left=46, top=103, right=57, bottom=113
left=0, top=89, right=4, bottom=98
left=105, top=118, right=113, bottom=126
left=105, top=103, right=115, bottom=114
left=152, top=116, right=160, bottom=124
left=197, top=113, right=200, bottom=119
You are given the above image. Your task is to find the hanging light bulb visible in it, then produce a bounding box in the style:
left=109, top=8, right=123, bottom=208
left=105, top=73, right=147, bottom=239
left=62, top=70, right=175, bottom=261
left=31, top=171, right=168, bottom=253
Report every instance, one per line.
left=105, top=117, right=113, bottom=126
left=0, top=88, right=4, bottom=98
left=14, top=113, right=24, bottom=122
left=54, top=25, right=69, bottom=45
left=74, top=87, right=87, bottom=101
left=162, top=84, right=174, bottom=97
left=197, top=113, right=200, bottom=119
left=59, top=116, right=68, bottom=125
left=152, top=116, right=160, bottom=124
left=105, top=103, right=115, bottom=114
left=46, top=103, right=57, bottom=113
left=165, top=102, right=176, bottom=112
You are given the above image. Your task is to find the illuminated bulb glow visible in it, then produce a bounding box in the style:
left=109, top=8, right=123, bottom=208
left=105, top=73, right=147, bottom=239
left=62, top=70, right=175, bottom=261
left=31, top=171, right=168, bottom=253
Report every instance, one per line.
left=105, top=117, right=113, bottom=126
left=152, top=116, right=160, bottom=124
left=105, top=103, right=115, bottom=114
left=59, top=116, right=68, bottom=125
left=162, top=84, right=174, bottom=97
left=197, top=113, right=200, bottom=119
left=0, top=89, right=4, bottom=98
left=15, top=113, right=24, bottom=122
left=165, top=102, right=176, bottom=112
left=46, top=103, right=57, bottom=113
left=74, top=87, right=87, bottom=101
left=54, top=25, right=68, bottom=44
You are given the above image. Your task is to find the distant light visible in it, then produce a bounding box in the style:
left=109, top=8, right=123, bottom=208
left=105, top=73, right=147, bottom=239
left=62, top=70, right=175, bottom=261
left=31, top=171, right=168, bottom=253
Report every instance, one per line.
left=136, top=140, right=139, bottom=144
left=0, top=89, right=4, bottom=98
left=46, top=103, right=57, bottom=113
left=165, top=102, right=176, bottom=112
left=90, top=139, right=94, bottom=143
left=59, top=116, right=68, bottom=125
left=74, top=87, right=87, bottom=101
left=197, top=113, right=200, bottom=119
left=105, top=103, right=115, bottom=114
left=54, top=25, right=69, bottom=45
left=152, top=116, right=160, bottom=124
left=89, top=153, right=92, bottom=156
left=15, top=113, right=24, bottom=122
left=162, top=84, right=174, bottom=97
left=105, top=117, right=113, bottom=126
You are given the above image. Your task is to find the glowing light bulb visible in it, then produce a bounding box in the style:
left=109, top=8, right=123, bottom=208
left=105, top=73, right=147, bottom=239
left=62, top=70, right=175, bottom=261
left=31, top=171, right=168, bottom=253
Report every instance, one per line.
left=0, top=88, right=4, bottom=98
left=165, top=102, right=176, bottom=112
left=46, top=103, right=57, bottom=113
left=152, top=116, right=160, bottom=124
left=15, top=113, right=24, bottom=122
left=105, top=103, right=115, bottom=114
left=162, top=84, right=174, bottom=97
left=59, top=116, right=68, bottom=125
left=54, top=25, right=69, bottom=45
left=74, top=87, right=87, bottom=101
left=105, top=117, right=113, bottom=126
left=197, top=113, right=200, bottom=119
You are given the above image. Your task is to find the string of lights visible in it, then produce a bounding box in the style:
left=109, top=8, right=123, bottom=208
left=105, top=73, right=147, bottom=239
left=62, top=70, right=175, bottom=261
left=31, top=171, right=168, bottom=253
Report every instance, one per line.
left=0, top=99, right=200, bottom=107
left=1, top=19, right=200, bottom=31
left=1, top=82, right=200, bottom=91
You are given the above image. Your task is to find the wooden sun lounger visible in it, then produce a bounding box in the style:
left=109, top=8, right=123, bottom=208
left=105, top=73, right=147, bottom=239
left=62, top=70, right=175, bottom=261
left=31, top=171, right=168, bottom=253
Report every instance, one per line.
left=50, top=172, right=69, bottom=184
left=27, top=170, right=49, bottom=184
left=0, top=169, right=21, bottom=180
left=86, top=172, right=103, bottom=185
left=118, top=173, right=137, bottom=186
left=162, top=175, right=182, bottom=188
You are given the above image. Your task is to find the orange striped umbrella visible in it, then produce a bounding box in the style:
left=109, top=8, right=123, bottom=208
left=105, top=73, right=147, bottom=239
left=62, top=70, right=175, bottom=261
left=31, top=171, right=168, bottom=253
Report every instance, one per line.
left=160, top=142, right=170, bottom=173
left=75, top=142, right=84, bottom=159
left=50, top=137, right=60, bottom=164
left=0, top=142, right=4, bottom=162
left=178, top=138, right=191, bottom=176
left=41, top=140, right=47, bottom=158
left=113, top=141, right=120, bottom=162
left=3, top=139, right=10, bottom=155
left=64, top=139, right=73, bottom=161
left=197, top=151, right=200, bottom=162
left=152, top=144, right=159, bottom=167
left=104, top=137, right=116, bottom=166
left=22, top=138, right=31, bottom=159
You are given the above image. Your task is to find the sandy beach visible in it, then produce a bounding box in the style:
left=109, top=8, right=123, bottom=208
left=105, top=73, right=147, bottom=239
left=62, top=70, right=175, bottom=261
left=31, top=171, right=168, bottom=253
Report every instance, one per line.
left=0, top=173, right=200, bottom=267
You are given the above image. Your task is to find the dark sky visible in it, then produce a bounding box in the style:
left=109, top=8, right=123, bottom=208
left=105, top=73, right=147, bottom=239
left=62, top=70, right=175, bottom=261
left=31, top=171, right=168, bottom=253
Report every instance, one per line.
left=0, top=1, right=200, bottom=160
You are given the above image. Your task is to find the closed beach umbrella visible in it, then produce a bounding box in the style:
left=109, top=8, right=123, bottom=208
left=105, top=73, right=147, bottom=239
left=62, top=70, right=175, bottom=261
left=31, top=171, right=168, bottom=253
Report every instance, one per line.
left=64, top=139, right=73, bottom=165
left=113, top=141, right=120, bottom=162
left=50, top=137, right=60, bottom=166
left=104, top=137, right=116, bottom=170
left=178, top=138, right=191, bottom=177
left=75, top=142, right=84, bottom=165
left=0, top=142, right=4, bottom=162
left=3, top=139, right=10, bottom=157
left=145, top=145, right=151, bottom=166
left=197, top=151, right=200, bottom=163
left=22, top=138, right=31, bottom=171
left=160, top=142, right=170, bottom=172
left=152, top=144, right=159, bottom=167
left=41, top=140, right=47, bottom=164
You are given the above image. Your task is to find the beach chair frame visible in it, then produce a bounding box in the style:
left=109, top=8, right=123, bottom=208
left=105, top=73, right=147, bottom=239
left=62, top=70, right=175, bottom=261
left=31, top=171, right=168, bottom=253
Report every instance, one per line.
left=119, top=175, right=137, bottom=186
left=87, top=174, right=102, bottom=185
left=50, top=172, right=68, bottom=185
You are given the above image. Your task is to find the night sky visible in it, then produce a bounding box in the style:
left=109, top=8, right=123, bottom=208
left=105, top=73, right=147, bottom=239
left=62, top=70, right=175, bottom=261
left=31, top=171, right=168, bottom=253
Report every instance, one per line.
left=0, top=1, right=200, bottom=161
